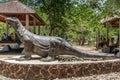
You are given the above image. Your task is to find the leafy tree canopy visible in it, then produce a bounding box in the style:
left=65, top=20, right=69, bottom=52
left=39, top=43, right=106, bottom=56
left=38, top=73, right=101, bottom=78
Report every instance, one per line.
left=0, top=0, right=120, bottom=45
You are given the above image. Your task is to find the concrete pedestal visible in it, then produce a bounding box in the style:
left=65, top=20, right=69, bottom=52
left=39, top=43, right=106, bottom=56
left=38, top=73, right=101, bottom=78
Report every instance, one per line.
left=0, top=55, right=120, bottom=79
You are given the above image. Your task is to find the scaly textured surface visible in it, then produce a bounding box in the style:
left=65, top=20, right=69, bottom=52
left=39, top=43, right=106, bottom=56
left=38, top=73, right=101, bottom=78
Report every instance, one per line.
left=6, top=17, right=114, bottom=59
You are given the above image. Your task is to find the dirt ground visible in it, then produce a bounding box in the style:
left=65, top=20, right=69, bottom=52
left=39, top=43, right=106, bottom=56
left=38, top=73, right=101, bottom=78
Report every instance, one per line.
left=76, top=46, right=96, bottom=51
left=0, top=46, right=96, bottom=59
left=0, top=52, right=20, bottom=58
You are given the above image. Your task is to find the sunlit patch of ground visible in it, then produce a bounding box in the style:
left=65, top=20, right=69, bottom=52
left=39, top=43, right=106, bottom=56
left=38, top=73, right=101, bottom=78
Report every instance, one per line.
left=0, top=46, right=97, bottom=59
left=76, top=46, right=98, bottom=52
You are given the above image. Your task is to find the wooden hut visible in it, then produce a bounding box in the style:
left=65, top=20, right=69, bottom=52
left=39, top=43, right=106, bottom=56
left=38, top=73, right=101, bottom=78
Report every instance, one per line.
left=101, top=16, right=120, bottom=28
left=0, top=0, right=45, bottom=34
left=101, top=15, right=120, bottom=48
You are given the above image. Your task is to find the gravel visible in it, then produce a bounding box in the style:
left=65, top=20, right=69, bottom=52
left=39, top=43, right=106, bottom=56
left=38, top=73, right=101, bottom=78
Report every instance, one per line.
left=55, top=55, right=113, bottom=62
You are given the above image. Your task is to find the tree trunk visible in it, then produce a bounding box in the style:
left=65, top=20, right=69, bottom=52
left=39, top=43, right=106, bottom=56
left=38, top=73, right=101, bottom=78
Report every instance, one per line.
left=50, top=25, right=56, bottom=36
left=96, top=28, right=100, bottom=48
left=81, top=36, right=85, bottom=46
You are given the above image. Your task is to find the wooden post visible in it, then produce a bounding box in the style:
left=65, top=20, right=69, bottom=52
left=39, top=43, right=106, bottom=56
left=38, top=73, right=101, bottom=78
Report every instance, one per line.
left=38, top=26, right=40, bottom=35
left=106, top=23, right=109, bottom=45
left=42, top=26, right=45, bottom=35
left=6, top=21, right=8, bottom=35
left=26, top=15, right=29, bottom=30
left=119, top=19, right=120, bottom=49
left=33, top=17, right=36, bottom=34
left=98, top=28, right=100, bottom=46
left=96, top=28, right=99, bottom=48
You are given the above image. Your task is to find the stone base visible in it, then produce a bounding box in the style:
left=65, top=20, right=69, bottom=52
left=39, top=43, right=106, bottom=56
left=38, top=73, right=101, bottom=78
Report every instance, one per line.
left=0, top=55, right=120, bottom=79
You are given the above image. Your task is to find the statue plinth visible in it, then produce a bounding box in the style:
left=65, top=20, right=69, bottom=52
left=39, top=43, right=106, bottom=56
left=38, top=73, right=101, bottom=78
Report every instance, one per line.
left=0, top=55, right=119, bottom=79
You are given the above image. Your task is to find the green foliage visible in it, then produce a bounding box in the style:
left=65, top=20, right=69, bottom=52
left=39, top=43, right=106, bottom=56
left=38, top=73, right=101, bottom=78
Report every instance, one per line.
left=0, top=0, right=119, bottom=45
left=0, top=22, right=5, bottom=38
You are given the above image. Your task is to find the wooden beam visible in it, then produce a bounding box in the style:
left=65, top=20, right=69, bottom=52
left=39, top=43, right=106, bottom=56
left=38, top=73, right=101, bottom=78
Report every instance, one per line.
left=33, top=17, right=36, bottom=34
left=106, top=23, right=109, bottom=44
left=6, top=21, right=8, bottom=35
left=26, top=14, right=29, bottom=30
left=30, top=14, right=39, bottom=22
left=118, top=19, right=120, bottom=48
left=38, top=26, right=40, bottom=35
left=96, top=28, right=100, bottom=48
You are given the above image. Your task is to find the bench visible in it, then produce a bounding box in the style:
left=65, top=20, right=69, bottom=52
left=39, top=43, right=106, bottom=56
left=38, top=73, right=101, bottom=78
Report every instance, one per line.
left=0, top=41, right=17, bottom=46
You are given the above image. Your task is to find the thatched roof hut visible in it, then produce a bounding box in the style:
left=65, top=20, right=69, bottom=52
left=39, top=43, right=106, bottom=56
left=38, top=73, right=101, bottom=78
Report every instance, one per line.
left=101, top=15, right=120, bottom=49
left=0, top=0, right=45, bottom=26
left=101, top=15, right=120, bottom=28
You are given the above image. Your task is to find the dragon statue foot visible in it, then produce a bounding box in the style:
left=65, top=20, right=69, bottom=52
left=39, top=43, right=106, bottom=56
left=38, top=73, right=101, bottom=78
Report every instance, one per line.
left=40, top=56, right=55, bottom=62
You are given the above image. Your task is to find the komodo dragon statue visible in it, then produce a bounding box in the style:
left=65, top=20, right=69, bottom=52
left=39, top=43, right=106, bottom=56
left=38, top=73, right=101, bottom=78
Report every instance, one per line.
left=6, top=17, right=114, bottom=60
